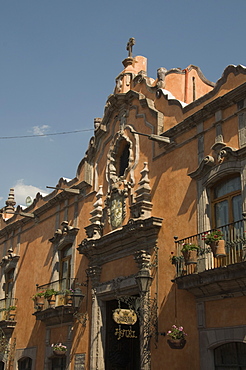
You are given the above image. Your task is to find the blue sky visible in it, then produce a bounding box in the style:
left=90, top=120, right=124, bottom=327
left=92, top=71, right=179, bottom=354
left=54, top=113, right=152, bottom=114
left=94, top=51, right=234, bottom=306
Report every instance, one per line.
left=1, top=0, right=246, bottom=207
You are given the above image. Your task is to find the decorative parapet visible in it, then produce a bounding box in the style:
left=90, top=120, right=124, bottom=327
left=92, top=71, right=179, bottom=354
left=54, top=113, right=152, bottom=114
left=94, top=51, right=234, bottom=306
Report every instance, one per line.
left=130, top=162, right=153, bottom=219
left=49, top=221, right=79, bottom=248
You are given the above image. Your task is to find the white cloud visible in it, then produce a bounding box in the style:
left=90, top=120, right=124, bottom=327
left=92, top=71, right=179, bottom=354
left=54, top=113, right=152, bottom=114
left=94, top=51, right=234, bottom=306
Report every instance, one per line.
left=31, top=125, right=50, bottom=136
left=13, top=180, right=48, bottom=207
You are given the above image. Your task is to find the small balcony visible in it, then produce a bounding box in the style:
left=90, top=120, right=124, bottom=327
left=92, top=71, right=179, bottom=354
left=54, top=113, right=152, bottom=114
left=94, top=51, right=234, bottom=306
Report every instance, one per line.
left=0, top=298, right=17, bottom=335
left=33, top=278, right=84, bottom=325
left=173, top=220, right=246, bottom=299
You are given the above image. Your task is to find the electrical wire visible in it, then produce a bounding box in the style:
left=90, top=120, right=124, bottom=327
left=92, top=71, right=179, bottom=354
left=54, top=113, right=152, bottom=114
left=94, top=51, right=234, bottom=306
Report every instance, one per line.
left=0, top=128, right=94, bottom=140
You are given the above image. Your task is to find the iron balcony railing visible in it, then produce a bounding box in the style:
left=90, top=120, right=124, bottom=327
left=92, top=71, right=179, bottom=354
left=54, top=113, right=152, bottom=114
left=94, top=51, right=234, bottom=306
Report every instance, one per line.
left=0, top=298, right=18, bottom=321
left=173, top=219, right=245, bottom=277
left=35, top=278, right=77, bottom=310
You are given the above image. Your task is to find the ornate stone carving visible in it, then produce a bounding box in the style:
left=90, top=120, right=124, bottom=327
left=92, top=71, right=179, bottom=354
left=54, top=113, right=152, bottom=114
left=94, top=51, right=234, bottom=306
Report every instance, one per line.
left=0, top=248, right=20, bottom=272
left=157, top=67, right=167, bottom=89
left=134, top=250, right=151, bottom=270
left=188, top=155, right=215, bottom=180
left=78, top=216, right=162, bottom=266
left=49, top=221, right=79, bottom=247
left=85, top=186, right=103, bottom=239
left=217, top=146, right=238, bottom=162
left=5, top=188, right=16, bottom=214
left=94, top=118, right=102, bottom=131
left=106, top=131, right=135, bottom=188
left=105, top=187, right=128, bottom=229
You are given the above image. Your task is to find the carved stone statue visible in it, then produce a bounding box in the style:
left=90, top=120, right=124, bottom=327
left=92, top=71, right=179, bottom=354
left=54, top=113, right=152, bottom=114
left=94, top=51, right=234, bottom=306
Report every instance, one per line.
left=157, top=67, right=167, bottom=89
left=126, top=37, right=135, bottom=58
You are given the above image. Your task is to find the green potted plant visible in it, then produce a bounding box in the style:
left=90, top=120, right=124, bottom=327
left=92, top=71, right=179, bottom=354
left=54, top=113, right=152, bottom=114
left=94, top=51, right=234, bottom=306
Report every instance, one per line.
left=44, top=289, right=59, bottom=307
left=167, top=324, right=187, bottom=349
left=203, top=230, right=226, bottom=257
left=181, top=243, right=200, bottom=264
left=32, top=291, right=45, bottom=310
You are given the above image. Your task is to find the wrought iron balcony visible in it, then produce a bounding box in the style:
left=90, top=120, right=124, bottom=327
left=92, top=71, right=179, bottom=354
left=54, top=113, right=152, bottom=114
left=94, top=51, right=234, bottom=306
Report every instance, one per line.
left=173, top=220, right=246, bottom=299
left=33, top=278, right=79, bottom=325
left=0, top=297, right=17, bottom=335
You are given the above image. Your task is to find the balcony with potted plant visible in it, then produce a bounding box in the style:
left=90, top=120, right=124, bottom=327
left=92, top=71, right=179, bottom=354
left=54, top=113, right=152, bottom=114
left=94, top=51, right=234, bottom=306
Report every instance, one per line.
left=0, top=298, right=17, bottom=335
left=32, top=279, right=85, bottom=325
left=171, top=219, right=246, bottom=300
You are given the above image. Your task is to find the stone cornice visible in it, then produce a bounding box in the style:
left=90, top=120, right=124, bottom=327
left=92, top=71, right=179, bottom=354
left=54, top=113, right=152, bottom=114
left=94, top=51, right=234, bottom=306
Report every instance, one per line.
left=0, top=181, right=90, bottom=237
left=77, top=216, right=162, bottom=265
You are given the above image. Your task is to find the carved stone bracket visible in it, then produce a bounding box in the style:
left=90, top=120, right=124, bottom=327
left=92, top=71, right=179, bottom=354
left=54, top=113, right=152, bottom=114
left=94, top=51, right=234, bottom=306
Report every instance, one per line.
left=86, top=265, right=102, bottom=288
left=134, top=250, right=151, bottom=270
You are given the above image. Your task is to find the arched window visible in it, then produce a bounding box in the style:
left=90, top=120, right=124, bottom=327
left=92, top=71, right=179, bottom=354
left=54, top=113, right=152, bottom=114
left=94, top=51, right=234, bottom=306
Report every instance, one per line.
left=211, top=175, right=242, bottom=228
left=18, top=357, right=32, bottom=370
left=214, top=342, right=246, bottom=369
left=115, top=138, right=130, bottom=178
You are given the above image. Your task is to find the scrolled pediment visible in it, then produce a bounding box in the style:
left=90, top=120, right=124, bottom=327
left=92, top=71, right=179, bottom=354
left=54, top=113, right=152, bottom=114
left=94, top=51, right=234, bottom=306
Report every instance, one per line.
left=49, top=221, right=79, bottom=249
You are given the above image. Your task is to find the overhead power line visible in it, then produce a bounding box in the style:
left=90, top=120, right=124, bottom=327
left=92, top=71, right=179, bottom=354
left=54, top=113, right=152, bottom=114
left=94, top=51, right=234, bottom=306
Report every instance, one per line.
left=0, top=128, right=94, bottom=140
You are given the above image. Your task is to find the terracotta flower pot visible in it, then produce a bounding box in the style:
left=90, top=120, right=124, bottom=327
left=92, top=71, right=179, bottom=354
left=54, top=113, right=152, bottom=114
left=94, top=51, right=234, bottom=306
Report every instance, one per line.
left=167, top=338, right=186, bottom=349
left=47, top=295, right=56, bottom=307
left=65, top=295, right=73, bottom=306
left=34, top=296, right=45, bottom=310
left=182, top=249, right=198, bottom=265
left=53, top=349, right=67, bottom=356
left=210, top=240, right=226, bottom=258
left=6, top=309, right=16, bottom=321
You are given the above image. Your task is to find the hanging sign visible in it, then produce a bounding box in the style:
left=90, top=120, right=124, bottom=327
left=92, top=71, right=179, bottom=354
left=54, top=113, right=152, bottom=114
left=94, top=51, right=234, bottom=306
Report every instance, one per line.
left=113, top=308, right=137, bottom=326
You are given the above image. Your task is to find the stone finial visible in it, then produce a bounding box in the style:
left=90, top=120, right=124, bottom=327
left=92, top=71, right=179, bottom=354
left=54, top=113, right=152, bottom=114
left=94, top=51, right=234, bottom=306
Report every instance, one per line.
left=5, top=188, right=16, bottom=213
left=90, top=186, right=103, bottom=225
left=130, top=162, right=153, bottom=219
left=84, top=186, right=103, bottom=239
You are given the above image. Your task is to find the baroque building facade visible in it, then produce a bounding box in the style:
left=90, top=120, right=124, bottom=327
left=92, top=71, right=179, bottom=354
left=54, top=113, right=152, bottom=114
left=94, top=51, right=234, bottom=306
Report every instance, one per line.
left=0, top=42, right=246, bottom=369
